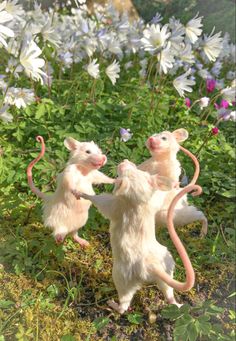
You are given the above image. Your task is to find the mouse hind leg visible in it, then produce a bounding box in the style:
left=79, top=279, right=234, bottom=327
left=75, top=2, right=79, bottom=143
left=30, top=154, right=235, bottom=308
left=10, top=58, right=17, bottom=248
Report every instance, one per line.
left=157, top=280, right=182, bottom=308
left=108, top=268, right=140, bottom=314
left=174, top=206, right=208, bottom=237
left=53, top=226, right=68, bottom=244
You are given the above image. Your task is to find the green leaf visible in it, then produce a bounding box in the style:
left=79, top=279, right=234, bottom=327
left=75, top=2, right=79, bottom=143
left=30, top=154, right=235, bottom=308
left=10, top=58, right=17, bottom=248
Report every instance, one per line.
left=219, top=189, right=236, bottom=198
left=35, top=103, right=46, bottom=119
left=187, top=322, right=198, bottom=341
left=0, top=300, right=15, bottom=309
left=161, top=305, right=183, bottom=320
left=228, top=292, right=236, bottom=298
left=127, top=312, right=143, bottom=324
left=174, top=325, right=188, bottom=341
left=195, top=317, right=212, bottom=336
left=93, top=317, right=110, bottom=331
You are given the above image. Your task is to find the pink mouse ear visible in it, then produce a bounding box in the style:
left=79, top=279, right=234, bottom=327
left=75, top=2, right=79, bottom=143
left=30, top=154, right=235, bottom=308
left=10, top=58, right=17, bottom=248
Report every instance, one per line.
left=172, top=129, right=189, bottom=142
left=64, top=137, right=81, bottom=151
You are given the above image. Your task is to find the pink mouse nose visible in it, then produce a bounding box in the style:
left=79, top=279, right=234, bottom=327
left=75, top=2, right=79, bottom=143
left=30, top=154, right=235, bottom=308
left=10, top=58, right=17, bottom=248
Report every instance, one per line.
left=149, top=136, right=161, bottom=145
left=148, top=136, right=155, bottom=143
left=102, top=155, right=107, bottom=163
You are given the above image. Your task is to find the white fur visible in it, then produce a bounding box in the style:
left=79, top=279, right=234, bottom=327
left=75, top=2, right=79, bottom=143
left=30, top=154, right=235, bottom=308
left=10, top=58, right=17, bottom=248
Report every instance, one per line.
left=138, top=129, right=208, bottom=236
left=138, top=129, right=188, bottom=183
left=34, top=137, right=114, bottom=245
left=78, top=160, right=182, bottom=313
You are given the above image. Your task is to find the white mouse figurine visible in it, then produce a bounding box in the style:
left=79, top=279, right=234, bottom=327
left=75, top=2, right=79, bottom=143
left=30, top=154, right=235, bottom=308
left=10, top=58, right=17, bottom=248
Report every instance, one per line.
left=76, top=159, right=199, bottom=314
left=138, top=128, right=189, bottom=185
left=27, top=136, right=114, bottom=246
left=139, top=129, right=208, bottom=237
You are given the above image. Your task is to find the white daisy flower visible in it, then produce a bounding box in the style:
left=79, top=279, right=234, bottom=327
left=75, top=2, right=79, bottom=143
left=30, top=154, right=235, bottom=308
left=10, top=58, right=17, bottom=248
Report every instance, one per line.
left=87, top=59, right=100, bottom=79
left=185, top=14, right=203, bottom=44
left=108, top=36, right=122, bottom=55
left=173, top=70, right=196, bottom=97
left=157, top=42, right=174, bottom=74
left=106, top=60, right=120, bottom=85
left=179, top=43, right=195, bottom=64
left=150, top=12, right=163, bottom=24
left=0, top=75, right=7, bottom=90
left=169, top=17, right=185, bottom=52
left=221, top=80, right=236, bottom=103
left=202, top=28, right=223, bottom=62
left=4, top=0, right=24, bottom=21
left=199, top=97, right=210, bottom=109
left=198, top=68, right=211, bottom=79
left=141, top=24, right=170, bottom=52
left=229, top=111, right=236, bottom=121
left=59, top=52, right=73, bottom=67
left=84, top=36, right=97, bottom=57
left=40, top=19, right=61, bottom=47
left=226, top=71, right=236, bottom=80
left=5, top=58, right=23, bottom=78
left=0, top=1, right=14, bottom=48
left=20, top=35, right=46, bottom=84
left=0, top=105, right=13, bottom=123
left=5, top=87, right=35, bottom=109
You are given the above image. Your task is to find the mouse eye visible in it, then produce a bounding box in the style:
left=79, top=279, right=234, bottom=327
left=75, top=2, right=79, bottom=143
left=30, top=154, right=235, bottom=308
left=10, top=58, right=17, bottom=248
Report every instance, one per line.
left=161, top=136, right=167, bottom=141
left=85, top=150, right=91, bottom=154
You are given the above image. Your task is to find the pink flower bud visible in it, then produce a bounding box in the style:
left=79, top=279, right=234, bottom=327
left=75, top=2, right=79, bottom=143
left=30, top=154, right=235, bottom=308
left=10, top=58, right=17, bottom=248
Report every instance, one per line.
left=212, top=127, right=219, bottom=135
left=185, top=98, right=191, bottom=108
left=206, top=78, right=216, bottom=93
left=220, top=99, right=229, bottom=109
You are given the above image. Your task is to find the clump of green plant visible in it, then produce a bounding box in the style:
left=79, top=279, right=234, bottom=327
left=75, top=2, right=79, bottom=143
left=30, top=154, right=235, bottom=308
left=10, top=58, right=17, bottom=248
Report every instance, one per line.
left=161, top=300, right=235, bottom=341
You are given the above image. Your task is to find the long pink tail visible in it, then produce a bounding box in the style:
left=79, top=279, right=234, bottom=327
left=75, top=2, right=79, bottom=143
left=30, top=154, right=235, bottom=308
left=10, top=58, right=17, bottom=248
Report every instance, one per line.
left=179, top=145, right=200, bottom=186
left=27, top=136, right=46, bottom=200
left=154, top=148, right=202, bottom=291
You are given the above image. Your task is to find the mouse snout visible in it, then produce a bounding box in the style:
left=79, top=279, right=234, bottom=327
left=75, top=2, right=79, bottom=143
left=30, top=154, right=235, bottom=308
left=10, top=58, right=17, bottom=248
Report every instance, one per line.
left=90, top=154, right=107, bottom=168
left=148, top=136, right=161, bottom=149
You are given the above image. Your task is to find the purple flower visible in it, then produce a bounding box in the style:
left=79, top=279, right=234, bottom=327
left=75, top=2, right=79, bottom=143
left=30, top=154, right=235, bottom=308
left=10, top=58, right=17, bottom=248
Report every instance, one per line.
left=120, top=128, right=133, bottom=142
left=217, top=108, right=231, bottom=120
left=185, top=98, right=191, bottom=108
left=206, top=78, right=216, bottom=93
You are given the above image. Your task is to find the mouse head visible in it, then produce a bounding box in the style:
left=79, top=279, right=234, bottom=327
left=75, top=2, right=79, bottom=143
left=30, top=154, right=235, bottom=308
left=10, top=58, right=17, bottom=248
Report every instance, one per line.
left=64, top=137, right=107, bottom=170
left=146, top=128, right=188, bottom=155
left=114, top=159, right=173, bottom=204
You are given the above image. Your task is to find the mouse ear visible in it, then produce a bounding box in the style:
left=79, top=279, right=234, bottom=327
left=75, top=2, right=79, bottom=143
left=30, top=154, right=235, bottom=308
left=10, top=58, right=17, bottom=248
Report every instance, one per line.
left=114, top=177, right=130, bottom=196
left=172, top=129, right=189, bottom=142
left=64, top=137, right=80, bottom=151
left=149, top=175, right=174, bottom=191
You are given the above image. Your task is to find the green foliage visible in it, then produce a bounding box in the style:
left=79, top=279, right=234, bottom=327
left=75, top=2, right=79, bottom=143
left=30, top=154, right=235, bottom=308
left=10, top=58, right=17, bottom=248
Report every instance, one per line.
left=127, top=312, right=144, bottom=324
left=161, top=301, right=234, bottom=341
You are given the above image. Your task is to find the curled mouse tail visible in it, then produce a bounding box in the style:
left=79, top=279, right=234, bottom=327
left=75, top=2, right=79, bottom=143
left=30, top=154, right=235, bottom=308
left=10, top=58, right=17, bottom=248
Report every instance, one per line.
left=27, top=136, right=46, bottom=200
left=179, top=146, right=200, bottom=186
left=154, top=185, right=202, bottom=291
left=162, top=184, right=202, bottom=291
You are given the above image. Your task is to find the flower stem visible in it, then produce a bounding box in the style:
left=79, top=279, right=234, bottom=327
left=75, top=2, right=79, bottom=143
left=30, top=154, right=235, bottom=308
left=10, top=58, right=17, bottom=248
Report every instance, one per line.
left=196, top=118, right=222, bottom=157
